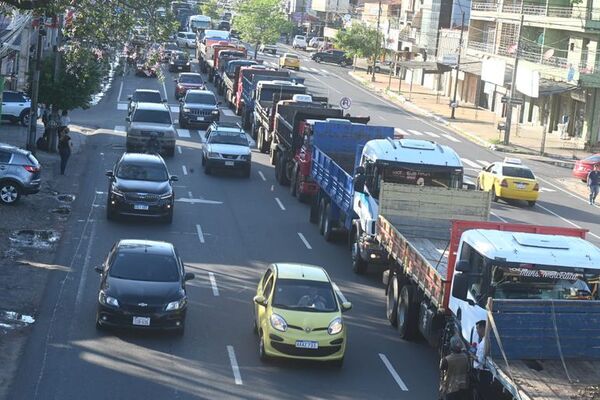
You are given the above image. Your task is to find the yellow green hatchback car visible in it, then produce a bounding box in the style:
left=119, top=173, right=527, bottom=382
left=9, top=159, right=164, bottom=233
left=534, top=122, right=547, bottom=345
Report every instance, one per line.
left=253, top=263, right=351, bottom=367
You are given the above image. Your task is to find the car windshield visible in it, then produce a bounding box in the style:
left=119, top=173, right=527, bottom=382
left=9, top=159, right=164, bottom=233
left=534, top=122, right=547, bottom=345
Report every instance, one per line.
left=272, top=279, right=338, bottom=312
left=179, top=74, right=203, bottom=84
left=186, top=93, right=216, bottom=104
left=209, top=130, right=248, bottom=146
left=285, top=54, right=299, bottom=59
left=585, top=155, right=600, bottom=163
left=116, top=162, right=169, bottom=181
left=186, top=33, right=195, bottom=39
left=110, top=252, right=180, bottom=282
left=132, top=109, right=172, bottom=124
left=502, top=166, right=535, bottom=179
left=174, top=53, right=189, bottom=61
left=133, top=91, right=162, bottom=103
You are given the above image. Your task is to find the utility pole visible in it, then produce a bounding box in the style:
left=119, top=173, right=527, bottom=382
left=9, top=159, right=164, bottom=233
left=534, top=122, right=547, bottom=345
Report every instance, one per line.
left=450, top=11, right=465, bottom=119
left=48, top=14, right=63, bottom=153
left=371, top=0, right=382, bottom=82
left=26, top=19, right=45, bottom=153
left=503, top=14, right=524, bottom=145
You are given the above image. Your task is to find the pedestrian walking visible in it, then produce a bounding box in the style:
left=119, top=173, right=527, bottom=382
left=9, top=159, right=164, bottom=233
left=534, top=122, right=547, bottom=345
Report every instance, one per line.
left=439, top=336, right=469, bottom=400
left=587, top=164, right=600, bottom=205
left=559, top=113, right=570, bottom=140
left=59, top=110, right=70, bottom=135
left=58, top=128, right=72, bottom=175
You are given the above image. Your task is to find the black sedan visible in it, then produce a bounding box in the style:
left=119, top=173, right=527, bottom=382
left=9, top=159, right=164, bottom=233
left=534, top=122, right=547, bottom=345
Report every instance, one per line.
left=106, top=153, right=178, bottom=223
left=311, top=49, right=352, bottom=67
left=168, top=51, right=191, bottom=72
left=95, top=240, right=195, bottom=335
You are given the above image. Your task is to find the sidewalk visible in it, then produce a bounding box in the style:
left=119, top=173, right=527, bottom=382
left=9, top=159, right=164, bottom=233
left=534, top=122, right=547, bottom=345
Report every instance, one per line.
left=348, top=70, right=592, bottom=170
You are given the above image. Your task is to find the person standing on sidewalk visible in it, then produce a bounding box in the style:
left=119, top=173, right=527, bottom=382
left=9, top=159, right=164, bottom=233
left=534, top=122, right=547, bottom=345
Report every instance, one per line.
left=588, top=164, right=600, bottom=205
left=559, top=113, right=570, bottom=140
left=58, top=128, right=72, bottom=175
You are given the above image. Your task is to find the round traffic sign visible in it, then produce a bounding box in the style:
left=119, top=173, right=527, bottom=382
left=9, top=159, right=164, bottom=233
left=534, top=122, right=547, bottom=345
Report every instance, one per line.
left=339, top=96, right=352, bottom=110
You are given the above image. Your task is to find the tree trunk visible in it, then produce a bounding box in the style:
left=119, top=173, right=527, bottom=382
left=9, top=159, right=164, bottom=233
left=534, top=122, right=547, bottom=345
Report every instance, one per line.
left=254, top=41, right=259, bottom=60
left=48, top=107, right=60, bottom=153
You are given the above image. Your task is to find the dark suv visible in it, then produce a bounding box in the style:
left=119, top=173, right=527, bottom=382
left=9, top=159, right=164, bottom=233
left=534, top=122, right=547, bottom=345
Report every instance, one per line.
left=168, top=51, right=191, bottom=72
left=105, top=153, right=178, bottom=223
left=311, top=50, right=352, bottom=67
left=178, top=90, right=220, bottom=128
left=0, top=143, right=41, bottom=205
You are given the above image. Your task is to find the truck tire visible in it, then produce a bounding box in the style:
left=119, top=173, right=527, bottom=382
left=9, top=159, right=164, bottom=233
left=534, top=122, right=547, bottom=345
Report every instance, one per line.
left=351, top=229, right=368, bottom=274
left=290, top=165, right=298, bottom=198
left=386, top=275, right=400, bottom=326
left=397, top=285, right=418, bottom=340
left=276, top=152, right=290, bottom=186
left=323, top=203, right=334, bottom=242
left=258, top=128, right=270, bottom=153
left=491, top=185, right=498, bottom=202
left=318, top=198, right=328, bottom=235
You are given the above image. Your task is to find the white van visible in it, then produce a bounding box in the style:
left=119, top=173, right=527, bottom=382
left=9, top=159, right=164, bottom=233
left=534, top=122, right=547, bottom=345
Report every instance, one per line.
left=188, top=15, right=212, bottom=33
left=292, top=35, right=307, bottom=50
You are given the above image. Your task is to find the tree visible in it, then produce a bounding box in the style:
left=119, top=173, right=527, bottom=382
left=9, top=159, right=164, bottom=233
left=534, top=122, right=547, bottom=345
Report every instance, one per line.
left=234, top=0, right=292, bottom=59
left=200, top=0, right=221, bottom=21
left=334, top=23, right=379, bottom=68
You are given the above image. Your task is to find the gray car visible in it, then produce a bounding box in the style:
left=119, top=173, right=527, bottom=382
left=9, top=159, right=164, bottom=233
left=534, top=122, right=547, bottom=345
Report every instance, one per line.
left=126, top=102, right=177, bottom=157
left=178, top=90, right=220, bottom=128
left=0, top=143, right=41, bottom=205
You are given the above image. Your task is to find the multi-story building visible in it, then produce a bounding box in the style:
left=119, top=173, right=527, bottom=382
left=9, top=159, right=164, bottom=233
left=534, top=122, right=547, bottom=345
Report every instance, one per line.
left=466, top=0, right=600, bottom=147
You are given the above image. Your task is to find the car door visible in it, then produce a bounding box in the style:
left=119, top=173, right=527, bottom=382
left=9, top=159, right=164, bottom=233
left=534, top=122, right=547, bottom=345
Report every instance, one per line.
left=479, top=163, right=493, bottom=190
left=488, top=163, right=501, bottom=191
left=0, top=150, right=12, bottom=179
left=255, top=268, right=274, bottom=327
left=1, top=92, right=19, bottom=118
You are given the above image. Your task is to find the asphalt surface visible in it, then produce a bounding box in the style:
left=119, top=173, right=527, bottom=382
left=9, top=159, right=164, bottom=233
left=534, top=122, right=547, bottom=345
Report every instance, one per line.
left=8, top=43, right=600, bottom=400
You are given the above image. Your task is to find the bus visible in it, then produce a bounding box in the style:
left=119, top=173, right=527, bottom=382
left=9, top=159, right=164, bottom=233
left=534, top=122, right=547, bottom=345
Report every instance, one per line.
left=188, top=15, right=212, bottom=33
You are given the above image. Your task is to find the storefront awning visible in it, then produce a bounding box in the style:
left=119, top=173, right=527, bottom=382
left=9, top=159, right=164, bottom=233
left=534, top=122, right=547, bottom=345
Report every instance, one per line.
left=396, top=61, right=452, bottom=74
left=538, top=80, right=578, bottom=96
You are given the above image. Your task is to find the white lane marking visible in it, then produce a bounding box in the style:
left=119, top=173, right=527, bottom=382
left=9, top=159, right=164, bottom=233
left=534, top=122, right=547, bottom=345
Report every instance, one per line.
left=117, top=79, right=124, bottom=102
left=169, top=106, right=179, bottom=113
left=161, top=79, right=168, bottom=100
left=476, top=160, right=490, bottom=167
left=176, top=198, right=223, bottom=204
left=395, top=128, right=409, bottom=137
left=117, top=102, right=128, bottom=111
left=378, top=115, right=387, bottom=121
left=461, top=158, right=481, bottom=168
left=177, top=145, right=182, bottom=154
left=74, top=204, right=98, bottom=308
left=196, top=224, right=205, bottom=243
left=297, top=232, right=312, bottom=249
left=536, top=203, right=600, bottom=240
left=275, top=197, right=286, bottom=210
left=222, top=109, right=235, bottom=117
left=114, top=125, right=126, bottom=134
left=539, top=187, right=556, bottom=193
left=227, top=346, right=243, bottom=385
left=208, top=272, right=220, bottom=296
left=442, top=133, right=461, bottom=143
left=269, top=62, right=278, bottom=67
left=258, top=171, right=266, bottom=181
left=310, top=72, right=342, bottom=94
left=182, top=165, right=188, bottom=175
left=188, top=191, right=193, bottom=198
left=423, top=131, right=440, bottom=138
left=378, top=354, right=409, bottom=391
left=300, top=66, right=309, bottom=71
left=320, top=69, right=329, bottom=74
left=310, top=67, right=319, bottom=72
left=490, top=211, right=508, bottom=223
left=331, top=282, right=348, bottom=303
left=407, top=129, right=424, bottom=136
left=177, top=129, right=191, bottom=138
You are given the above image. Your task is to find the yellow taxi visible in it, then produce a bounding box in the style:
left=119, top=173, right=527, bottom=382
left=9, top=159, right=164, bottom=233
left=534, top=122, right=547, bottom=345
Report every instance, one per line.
left=253, top=263, right=351, bottom=367
left=279, top=53, right=300, bottom=70
left=477, top=157, right=539, bottom=206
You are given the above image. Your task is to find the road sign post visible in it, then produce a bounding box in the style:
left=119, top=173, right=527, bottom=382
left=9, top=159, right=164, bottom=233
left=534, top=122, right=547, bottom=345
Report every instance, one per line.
left=339, top=96, right=352, bottom=110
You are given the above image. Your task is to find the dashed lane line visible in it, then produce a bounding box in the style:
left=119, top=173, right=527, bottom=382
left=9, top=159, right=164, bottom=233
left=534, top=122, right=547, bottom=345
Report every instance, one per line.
left=208, top=272, right=220, bottom=296
left=182, top=165, right=188, bottom=175
left=442, top=133, right=461, bottom=143
left=378, top=354, right=409, bottom=391
left=227, top=346, right=243, bottom=385
left=258, top=171, right=266, bottom=181
left=195, top=224, right=205, bottom=244
left=297, top=232, right=312, bottom=249
left=177, top=146, right=182, bottom=154
left=275, top=197, right=286, bottom=211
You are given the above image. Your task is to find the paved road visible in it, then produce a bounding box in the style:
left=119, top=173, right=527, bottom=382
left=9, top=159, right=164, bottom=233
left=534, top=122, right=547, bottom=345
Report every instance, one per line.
left=8, top=43, right=599, bottom=400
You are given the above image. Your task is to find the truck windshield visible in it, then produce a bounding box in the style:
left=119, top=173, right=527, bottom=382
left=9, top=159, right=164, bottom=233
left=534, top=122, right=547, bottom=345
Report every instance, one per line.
left=382, top=165, right=463, bottom=188
left=191, top=20, right=211, bottom=30
left=490, top=263, right=598, bottom=300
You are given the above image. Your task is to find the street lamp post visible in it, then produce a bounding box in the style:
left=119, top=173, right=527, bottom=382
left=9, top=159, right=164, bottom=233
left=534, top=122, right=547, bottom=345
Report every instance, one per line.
left=26, top=21, right=46, bottom=153
left=371, top=0, right=382, bottom=82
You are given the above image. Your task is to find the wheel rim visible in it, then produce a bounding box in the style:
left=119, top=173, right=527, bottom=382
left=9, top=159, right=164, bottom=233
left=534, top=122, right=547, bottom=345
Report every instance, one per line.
left=398, top=301, right=406, bottom=328
left=1, top=185, right=18, bottom=203
left=22, top=113, right=30, bottom=126
left=387, top=280, right=396, bottom=318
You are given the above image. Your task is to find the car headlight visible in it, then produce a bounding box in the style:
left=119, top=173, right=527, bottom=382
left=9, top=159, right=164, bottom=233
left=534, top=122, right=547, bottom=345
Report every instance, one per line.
left=270, top=313, right=287, bottom=332
left=111, top=186, right=124, bottom=197
left=183, top=107, right=191, bottom=113
left=208, top=152, right=220, bottom=158
left=328, top=317, right=343, bottom=335
left=186, top=62, right=190, bottom=65
left=170, top=61, right=174, bottom=64
left=165, top=298, right=186, bottom=311
left=211, top=110, right=219, bottom=115
left=98, top=291, right=119, bottom=308
left=241, top=154, right=251, bottom=161
left=160, top=191, right=173, bottom=199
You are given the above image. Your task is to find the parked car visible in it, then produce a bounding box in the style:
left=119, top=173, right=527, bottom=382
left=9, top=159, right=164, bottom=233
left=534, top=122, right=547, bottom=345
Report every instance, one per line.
left=161, top=42, right=179, bottom=62
left=477, top=157, right=539, bottom=207
left=94, top=239, right=194, bottom=334
left=168, top=51, right=191, bottom=72
left=178, top=90, right=220, bottom=128
left=176, top=31, right=196, bottom=48
left=127, top=89, right=164, bottom=115
left=126, top=102, right=176, bottom=156
left=1, top=91, right=31, bottom=126
left=259, top=43, right=277, bottom=55
left=202, top=122, right=251, bottom=177
left=308, top=36, right=325, bottom=48
left=105, top=153, right=178, bottom=222
left=174, top=72, right=205, bottom=99
left=572, top=154, right=600, bottom=181
left=292, top=35, right=307, bottom=50
left=0, top=142, right=41, bottom=205
left=253, top=263, right=351, bottom=366
left=279, top=53, right=300, bottom=70
left=311, top=50, right=352, bottom=67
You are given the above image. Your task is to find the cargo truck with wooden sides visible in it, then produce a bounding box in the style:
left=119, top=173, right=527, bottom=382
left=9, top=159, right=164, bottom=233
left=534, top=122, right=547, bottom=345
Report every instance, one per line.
left=196, top=29, right=230, bottom=73
left=221, top=60, right=260, bottom=105
left=206, top=44, right=246, bottom=83
left=214, top=51, right=250, bottom=94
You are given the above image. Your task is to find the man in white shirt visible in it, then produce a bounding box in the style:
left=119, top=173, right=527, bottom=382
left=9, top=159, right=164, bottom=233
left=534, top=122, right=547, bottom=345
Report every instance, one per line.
left=473, top=320, right=487, bottom=370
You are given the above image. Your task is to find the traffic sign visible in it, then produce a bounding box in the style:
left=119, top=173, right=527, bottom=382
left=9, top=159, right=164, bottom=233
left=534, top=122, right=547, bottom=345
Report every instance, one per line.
left=339, top=96, right=352, bottom=110
left=501, top=96, right=524, bottom=105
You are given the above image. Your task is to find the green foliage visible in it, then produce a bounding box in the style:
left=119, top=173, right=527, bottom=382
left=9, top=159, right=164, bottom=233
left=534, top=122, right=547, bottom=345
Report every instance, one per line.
left=201, top=0, right=221, bottom=21
left=334, top=23, right=379, bottom=60
left=234, top=0, right=291, bottom=47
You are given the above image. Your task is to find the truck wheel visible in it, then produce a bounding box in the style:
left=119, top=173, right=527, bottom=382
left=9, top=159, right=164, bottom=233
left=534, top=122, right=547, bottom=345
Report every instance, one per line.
left=386, top=275, right=400, bottom=326
left=276, top=152, right=290, bottom=186
left=323, top=203, right=334, bottom=242
left=318, top=198, right=328, bottom=235
left=290, top=165, right=298, bottom=198
left=491, top=185, right=498, bottom=202
left=351, top=229, right=368, bottom=274
left=309, top=196, right=319, bottom=224
left=397, top=285, right=418, bottom=340
left=258, top=129, right=270, bottom=154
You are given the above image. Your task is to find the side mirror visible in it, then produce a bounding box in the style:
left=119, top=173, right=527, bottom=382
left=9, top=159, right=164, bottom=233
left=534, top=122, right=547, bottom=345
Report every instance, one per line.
left=125, top=116, right=131, bottom=122
left=341, top=301, right=352, bottom=312
left=455, top=260, right=472, bottom=272
left=105, top=170, right=114, bottom=178
left=452, top=273, right=469, bottom=302
left=170, top=175, right=179, bottom=182
left=184, top=272, right=195, bottom=281
left=127, top=95, right=132, bottom=100
left=162, top=99, right=168, bottom=103
left=94, top=265, right=104, bottom=274
left=353, top=173, right=366, bottom=193
left=217, top=101, right=222, bottom=105
left=173, top=78, right=178, bottom=82
left=179, top=98, right=184, bottom=103
left=253, top=295, right=267, bottom=306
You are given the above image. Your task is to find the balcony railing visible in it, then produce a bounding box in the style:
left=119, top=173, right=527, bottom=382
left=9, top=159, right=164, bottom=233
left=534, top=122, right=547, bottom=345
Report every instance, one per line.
left=471, top=2, right=596, bottom=19
left=467, top=40, right=495, bottom=53
left=471, top=2, right=498, bottom=11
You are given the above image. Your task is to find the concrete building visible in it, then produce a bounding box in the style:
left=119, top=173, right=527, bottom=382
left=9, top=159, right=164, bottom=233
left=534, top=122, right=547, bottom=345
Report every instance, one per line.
left=465, top=0, right=600, bottom=148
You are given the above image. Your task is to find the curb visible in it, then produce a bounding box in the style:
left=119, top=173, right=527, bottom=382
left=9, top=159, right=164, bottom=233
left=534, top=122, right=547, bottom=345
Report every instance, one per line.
left=347, top=72, right=577, bottom=170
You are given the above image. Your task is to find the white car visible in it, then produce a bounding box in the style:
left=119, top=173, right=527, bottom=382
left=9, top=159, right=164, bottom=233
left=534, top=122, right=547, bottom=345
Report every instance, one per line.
left=176, top=32, right=196, bottom=48
left=202, top=122, right=252, bottom=178
left=309, top=36, right=325, bottom=48
left=292, top=35, right=307, bottom=50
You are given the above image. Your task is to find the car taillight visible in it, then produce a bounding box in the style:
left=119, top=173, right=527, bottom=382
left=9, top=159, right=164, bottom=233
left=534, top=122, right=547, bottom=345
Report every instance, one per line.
left=24, top=165, right=39, bottom=173
left=533, top=183, right=539, bottom=191
left=500, top=179, right=508, bottom=188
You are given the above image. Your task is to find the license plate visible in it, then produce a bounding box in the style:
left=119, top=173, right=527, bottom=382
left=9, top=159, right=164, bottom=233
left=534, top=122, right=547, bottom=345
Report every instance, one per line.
left=295, top=340, right=318, bottom=349
left=132, top=316, right=150, bottom=326
left=134, top=204, right=149, bottom=210
left=224, top=161, right=234, bottom=166
left=196, top=116, right=204, bottom=121
left=516, top=183, right=526, bottom=189
left=177, top=66, right=182, bottom=70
